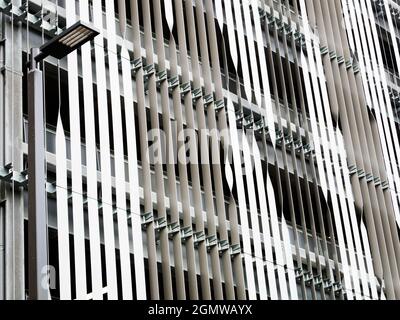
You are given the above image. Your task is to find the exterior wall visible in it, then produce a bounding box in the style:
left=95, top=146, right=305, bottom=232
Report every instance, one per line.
left=0, top=0, right=400, bottom=300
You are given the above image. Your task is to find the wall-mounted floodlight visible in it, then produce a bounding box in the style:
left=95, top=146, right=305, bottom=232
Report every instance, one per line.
left=27, top=20, right=99, bottom=301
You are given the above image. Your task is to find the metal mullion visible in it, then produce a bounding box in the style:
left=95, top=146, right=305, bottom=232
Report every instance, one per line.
left=311, top=0, right=360, bottom=300
left=298, top=0, right=339, bottom=300
left=119, top=0, right=147, bottom=300
left=175, top=0, right=211, bottom=300
left=184, top=0, right=223, bottom=300
left=298, top=3, right=344, bottom=300
left=104, top=0, right=133, bottom=300
left=153, top=0, right=186, bottom=300
left=199, top=0, right=236, bottom=301
left=266, top=0, right=318, bottom=300
left=166, top=1, right=199, bottom=299
left=141, top=0, right=173, bottom=300
left=130, top=0, right=160, bottom=300
left=382, top=0, right=400, bottom=221
left=226, top=99, right=257, bottom=300
left=346, top=0, right=399, bottom=298
left=369, top=0, right=400, bottom=276
left=327, top=0, right=389, bottom=300
left=240, top=0, right=270, bottom=300
left=356, top=0, right=400, bottom=297
left=327, top=0, right=377, bottom=299
left=79, top=0, right=103, bottom=300
left=338, top=131, right=378, bottom=299
left=340, top=0, right=386, bottom=287
left=56, top=116, right=71, bottom=300
left=65, top=0, right=87, bottom=299
left=261, top=1, right=295, bottom=300
left=213, top=6, right=257, bottom=298
left=92, top=0, right=118, bottom=300
left=281, top=0, right=319, bottom=300
left=207, top=0, right=245, bottom=300
left=242, top=133, right=269, bottom=300
left=250, top=0, right=280, bottom=300
left=308, top=1, right=353, bottom=301
left=276, top=0, right=318, bottom=300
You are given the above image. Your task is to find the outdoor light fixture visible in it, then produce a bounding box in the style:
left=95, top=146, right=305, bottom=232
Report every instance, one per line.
left=34, top=21, right=99, bottom=63
left=27, top=20, right=98, bottom=301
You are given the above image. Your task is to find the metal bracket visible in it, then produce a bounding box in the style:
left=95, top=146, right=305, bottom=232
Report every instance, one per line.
left=180, top=226, right=193, bottom=240
left=0, top=163, right=13, bottom=183
left=131, top=58, right=143, bottom=75
left=206, top=235, right=218, bottom=249
left=141, top=211, right=154, bottom=226
left=193, top=231, right=205, bottom=244
left=180, top=82, right=191, bottom=97
left=13, top=169, right=28, bottom=187
left=154, top=217, right=167, bottom=231
left=203, top=93, right=214, bottom=107
left=214, top=99, right=225, bottom=112
left=167, top=222, right=180, bottom=238
left=229, top=244, right=241, bottom=256
left=168, top=76, right=180, bottom=90
left=156, top=70, right=167, bottom=85
left=218, top=240, right=229, bottom=253
left=191, top=87, right=203, bottom=103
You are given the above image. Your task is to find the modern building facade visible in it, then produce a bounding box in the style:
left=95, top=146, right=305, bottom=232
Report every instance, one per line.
left=1, top=0, right=400, bottom=300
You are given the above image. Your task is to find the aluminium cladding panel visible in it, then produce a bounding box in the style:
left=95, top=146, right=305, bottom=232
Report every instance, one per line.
left=166, top=5, right=199, bottom=299
left=130, top=0, right=160, bottom=300
left=186, top=0, right=224, bottom=300
left=175, top=0, right=212, bottom=299
left=299, top=0, right=342, bottom=294
left=377, top=1, right=400, bottom=228
left=253, top=134, right=279, bottom=300
left=142, top=0, right=173, bottom=300
left=251, top=0, right=276, bottom=146
left=93, top=0, right=118, bottom=299
left=161, top=0, right=187, bottom=300
left=242, top=0, right=262, bottom=107
left=340, top=0, right=387, bottom=294
left=209, top=0, right=244, bottom=300
left=231, top=0, right=253, bottom=103
left=345, top=0, right=400, bottom=299
left=56, top=116, right=71, bottom=300
left=104, top=0, right=133, bottom=300
left=310, top=1, right=355, bottom=299
left=196, top=0, right=235, bottom=300
left=242, top=134, right=268, bottom=299
left=121, top=46, right=147, bottom=300
left=338, top=131, right=378, bottom=299
left=226, top=99, right=257, bottom=300
left=79, top=0, right=103, bottom=300
left=363, top=0, right=400, bottom=298
left=298, top=5, right=331, bottom=301
left=65, top=0, right=87, bottom=299
left=321, top=0, right=369, bottom=299
left=119, top=2, right=147, bottom=300
left=262, top=1, right=300, bottom=300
